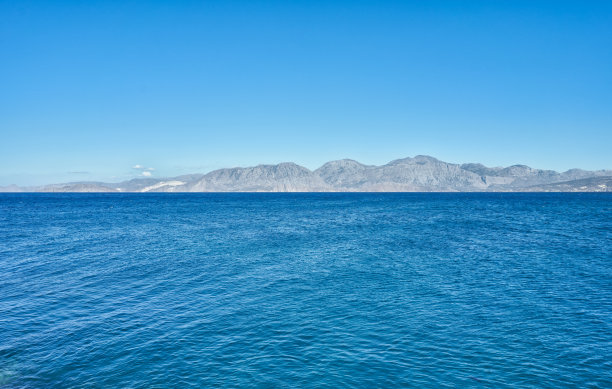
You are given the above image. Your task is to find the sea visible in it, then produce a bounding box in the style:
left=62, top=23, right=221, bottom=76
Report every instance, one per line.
left=0, top=193, right=610, bottom=388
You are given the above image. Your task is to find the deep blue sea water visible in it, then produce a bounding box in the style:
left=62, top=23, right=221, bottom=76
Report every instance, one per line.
left=0, top=193, right=611, bottom=388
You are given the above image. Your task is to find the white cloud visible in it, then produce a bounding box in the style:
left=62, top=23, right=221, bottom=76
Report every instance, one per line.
left=132, top=164, right=155, bottom=176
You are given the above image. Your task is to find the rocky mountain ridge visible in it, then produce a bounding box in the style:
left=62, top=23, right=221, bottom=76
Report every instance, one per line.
left=2, top=156, right=610, bottom=192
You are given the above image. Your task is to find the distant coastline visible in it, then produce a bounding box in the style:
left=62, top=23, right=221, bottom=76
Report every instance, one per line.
left=2, top=155, right=611, bottom=193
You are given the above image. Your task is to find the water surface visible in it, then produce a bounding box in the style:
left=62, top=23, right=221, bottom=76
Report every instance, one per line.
left=1, top=193, right=611, bottom=387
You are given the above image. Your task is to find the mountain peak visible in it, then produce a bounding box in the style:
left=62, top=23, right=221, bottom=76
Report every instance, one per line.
left=4, top=156, right=610, bottom=192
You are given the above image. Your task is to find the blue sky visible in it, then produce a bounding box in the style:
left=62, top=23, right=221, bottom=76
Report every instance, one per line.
left=1, top=0, right=611, bottom=185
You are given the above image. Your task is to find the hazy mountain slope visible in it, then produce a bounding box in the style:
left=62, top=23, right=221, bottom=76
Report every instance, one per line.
left=519, top=176, right=612, bottom=192
left=317, top=156, right=493, bottom=191
left=461, top=163, right=612, bottom=189
left=0, top=185, right=24, bottom=192
left=315, top=159, right=374, bottom=189
left=2, top=156, right=611, bottom=192
left=187, top=163, right=330, bottom=192
left=113, top=178, right=167, bottom=192
left=374, top=156, right=487, bottom=191
left=39, top=183, right=119, bottom=192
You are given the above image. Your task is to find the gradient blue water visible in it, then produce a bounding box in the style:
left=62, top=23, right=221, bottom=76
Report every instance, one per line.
left=1, top=193, right=610, bottom=388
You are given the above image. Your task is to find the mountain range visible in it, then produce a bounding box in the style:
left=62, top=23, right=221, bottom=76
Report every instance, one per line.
left=2, top=156, right=611, bottom=192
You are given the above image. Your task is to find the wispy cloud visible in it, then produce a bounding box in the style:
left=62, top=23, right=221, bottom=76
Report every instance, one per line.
left=132, top=164, right=155, bottom=177
left=68, top=171, right=89, bottom=175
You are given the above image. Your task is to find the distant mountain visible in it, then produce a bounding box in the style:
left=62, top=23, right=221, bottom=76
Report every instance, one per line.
left=519, top=176, right=612, bottom=192
left=2, top=156, right=611, bottom=192
left=187, top=163, right=330, bottom=192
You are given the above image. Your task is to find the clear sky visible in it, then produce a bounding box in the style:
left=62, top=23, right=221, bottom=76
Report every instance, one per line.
left=1, top=0, right=611, bottom=185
